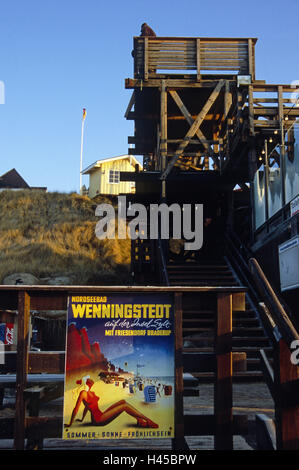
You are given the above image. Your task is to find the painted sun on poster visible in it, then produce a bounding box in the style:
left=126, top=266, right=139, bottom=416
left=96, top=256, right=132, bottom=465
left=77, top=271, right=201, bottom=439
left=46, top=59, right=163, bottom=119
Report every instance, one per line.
left=62, top=293, right=175, bottom=440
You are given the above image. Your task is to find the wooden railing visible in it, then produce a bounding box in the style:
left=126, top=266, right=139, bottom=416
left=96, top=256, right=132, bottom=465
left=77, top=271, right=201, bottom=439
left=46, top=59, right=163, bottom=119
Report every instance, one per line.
left=225, top=231, right=299, bottom=449
left=249, top=258, right=299, bottom=450
left=133, top=37, right=257, bottom=81
left=0, top=284, right=247, bottom=450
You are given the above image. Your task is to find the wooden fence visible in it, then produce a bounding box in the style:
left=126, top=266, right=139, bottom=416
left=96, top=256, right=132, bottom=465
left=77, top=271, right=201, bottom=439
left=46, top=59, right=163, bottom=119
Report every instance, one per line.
left=133, top=37, right=257, bottom=81
left=0, top=284, right=246, bottom=450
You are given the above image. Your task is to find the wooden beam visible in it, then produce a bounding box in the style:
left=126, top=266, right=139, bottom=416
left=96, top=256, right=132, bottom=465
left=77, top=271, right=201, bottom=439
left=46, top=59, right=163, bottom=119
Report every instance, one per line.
left=124, top=91, right=135, bottom=119
left=172, top=292, right=188, bottom=450
left=278, top=85, right=286, bottom=207
left=144, top=37, right=148, bottom=80
left=14, top=291, right=30, bottom=450
left=160, top=80, right=167, bottom=199
left=215, top=292, right=233, bottom=450
left=161, top=79, right=225, bottom=179
left=259, top=349, right=275, bottom=400
left=248, top=85, right=255, bottom=136
left=224, top=80, right=232, bottom=119
left=248, top=38, right=253, bottom=78
left=196, top=38, right=201, bottom=81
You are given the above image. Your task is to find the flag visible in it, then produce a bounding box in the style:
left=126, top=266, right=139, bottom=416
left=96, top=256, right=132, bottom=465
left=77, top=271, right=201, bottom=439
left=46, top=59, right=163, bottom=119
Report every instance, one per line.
left=82, top=108, right=86, bottom=120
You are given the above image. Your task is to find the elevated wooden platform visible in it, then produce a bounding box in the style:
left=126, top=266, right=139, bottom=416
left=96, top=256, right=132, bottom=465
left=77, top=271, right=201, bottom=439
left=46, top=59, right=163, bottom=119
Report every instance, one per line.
left=125, top=36, right=299, bottom=188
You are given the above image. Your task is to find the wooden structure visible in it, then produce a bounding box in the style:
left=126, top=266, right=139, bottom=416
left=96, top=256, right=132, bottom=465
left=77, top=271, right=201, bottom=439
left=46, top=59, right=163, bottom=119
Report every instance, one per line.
left=0, top=278, right=298, bottom=449
left=121, top=34, right=299, bottom=450
left=124, top=37, right=299, bottom=206
left=0, top=284, right=248, bottom=450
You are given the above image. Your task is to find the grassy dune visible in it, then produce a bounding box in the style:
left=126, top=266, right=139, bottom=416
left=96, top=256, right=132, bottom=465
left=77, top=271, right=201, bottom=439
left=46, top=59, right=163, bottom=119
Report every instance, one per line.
left=0, top=190, right=131, bottom=285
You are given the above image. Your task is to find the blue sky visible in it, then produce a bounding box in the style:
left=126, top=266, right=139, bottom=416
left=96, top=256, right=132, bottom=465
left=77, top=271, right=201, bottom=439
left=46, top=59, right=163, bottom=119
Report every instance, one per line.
left=0, top=0, right=298, bottom=192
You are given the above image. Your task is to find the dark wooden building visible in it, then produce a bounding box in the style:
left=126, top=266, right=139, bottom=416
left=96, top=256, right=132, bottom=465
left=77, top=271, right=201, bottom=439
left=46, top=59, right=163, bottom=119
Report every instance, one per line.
left=123, top=35, right=299, bottom=314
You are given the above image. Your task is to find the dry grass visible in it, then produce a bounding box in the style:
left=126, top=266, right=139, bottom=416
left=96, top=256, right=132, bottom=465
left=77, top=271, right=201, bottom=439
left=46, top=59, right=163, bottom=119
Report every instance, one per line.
left=0, top=190, right=131, bottom=285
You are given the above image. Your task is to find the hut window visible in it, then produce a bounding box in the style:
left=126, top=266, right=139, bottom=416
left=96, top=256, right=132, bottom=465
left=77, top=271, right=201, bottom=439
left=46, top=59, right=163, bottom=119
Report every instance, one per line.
left=108, top=170, right=120, bottom=184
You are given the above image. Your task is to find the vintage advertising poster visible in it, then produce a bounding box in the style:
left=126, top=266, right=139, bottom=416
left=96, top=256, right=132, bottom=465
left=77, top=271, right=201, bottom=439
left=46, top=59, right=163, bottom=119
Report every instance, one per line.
left=62, top=293, right=175, bottom=440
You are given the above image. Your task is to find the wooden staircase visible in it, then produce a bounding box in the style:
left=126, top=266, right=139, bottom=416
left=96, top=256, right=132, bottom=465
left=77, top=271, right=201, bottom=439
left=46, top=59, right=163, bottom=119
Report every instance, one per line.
left=167, top=258, right=273, bottom=382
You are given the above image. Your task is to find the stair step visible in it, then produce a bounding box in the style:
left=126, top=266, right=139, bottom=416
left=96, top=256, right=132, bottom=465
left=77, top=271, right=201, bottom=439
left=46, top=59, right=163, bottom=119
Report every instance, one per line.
left=183, top=328, right=214, bottom=333
left=191, top=371, right=264, bottom=379
left=183, top=327, right=264, bottom=334
left=183, top=346, right=273, bottom=354
left=232, top=327, right=264, bottom=336
left=183, top=317, right=260, bottom=325
left=169, top=279, right=239, bottom=287
left=183, top=336, right=270, bottom=345
left=168, top=264, right=228, bottom=269
left=169, top=276, right=236, bottom=281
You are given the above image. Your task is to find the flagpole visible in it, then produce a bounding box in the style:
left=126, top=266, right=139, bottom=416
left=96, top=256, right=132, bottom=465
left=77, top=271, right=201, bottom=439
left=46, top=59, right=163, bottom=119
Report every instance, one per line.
left=80, top=108, right=86, bottom=194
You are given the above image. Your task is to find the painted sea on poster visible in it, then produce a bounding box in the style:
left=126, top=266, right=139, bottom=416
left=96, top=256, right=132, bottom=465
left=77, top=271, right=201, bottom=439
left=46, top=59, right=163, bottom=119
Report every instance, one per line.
left=62, top=293, right=175, bottom=440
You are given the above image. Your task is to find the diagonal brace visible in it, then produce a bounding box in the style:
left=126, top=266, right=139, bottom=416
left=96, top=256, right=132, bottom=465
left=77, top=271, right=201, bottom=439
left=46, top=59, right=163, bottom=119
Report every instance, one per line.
left=161, top=80, right=225, bottom=180
left=169, top=90, right=210, bottom=152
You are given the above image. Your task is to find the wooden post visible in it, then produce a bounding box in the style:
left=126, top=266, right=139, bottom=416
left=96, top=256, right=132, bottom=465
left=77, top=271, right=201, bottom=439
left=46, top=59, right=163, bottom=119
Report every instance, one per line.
left=160, top=80, right=167, bottom=200
left=248, top=85, right=255, bottom=136
left=278, top=85, right=286, bottom=207
left=275, top=339, right=299, bottom=449
left=264, top=139, right=270, bottom=226
left=248, top=39, right=254, bottom=80
left=215, top=293, right=233, bottom=450
left=144, top=37, right=148, bottom=80
left=196, top=38, right=201, bottom=81
left=172, top=292, right=188, bottom=450
left=14, top=291, right=30, bottom=450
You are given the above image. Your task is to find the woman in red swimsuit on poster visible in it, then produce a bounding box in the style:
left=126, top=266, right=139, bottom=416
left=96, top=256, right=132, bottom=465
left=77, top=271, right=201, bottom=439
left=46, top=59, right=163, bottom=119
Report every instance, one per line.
left=64, top=376, right=158, bottom=429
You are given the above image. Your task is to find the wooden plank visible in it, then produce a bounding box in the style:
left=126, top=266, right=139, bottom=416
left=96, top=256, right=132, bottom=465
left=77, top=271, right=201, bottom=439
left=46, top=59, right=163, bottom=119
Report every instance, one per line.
left=196, top=38, right=201, bottom=81
left=134, top=36, right=257, bottom=42
left=124, top=91, right=135, bottom=119
left=0, top=285, right=247, bottom=293
left=254, top=120, right=280, bottom=127
left=148, top=52, right=196, bottom=57
left=253, top=108, right=299, bottom=116
left=150, top=65, right=196, bottom=70
left=248, top=85, right=255, bottom=136
left=201, top=56, right=247, bottom=61
left=201, top=47, right=248, bottom=51
left=215, top=293, right=233, bottom=450
left=160, top=80, right=167, bottom=199
left=248, top=38, right=253, bottom=77
left=144, top=37, right=148, bottom=80
left=232, top=291, right=246, bottom=312
left=14, top=291, right=30, bottom=450
left=200, top=66, right=243, bottom=71
left=259, top=349, right=275, bottom=400
left=224, top=80, right=232, bottom=119
left=28, top=352, right=65, bottom=374
left=253, top=98, right=279, bottom=103
left=278, top=85, right=286, bottom=207
left=161, top=79, right=225, bottom=179
left=0, top=351, right=65, bottom=374
left=172, top=292, right=188, bottom=450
